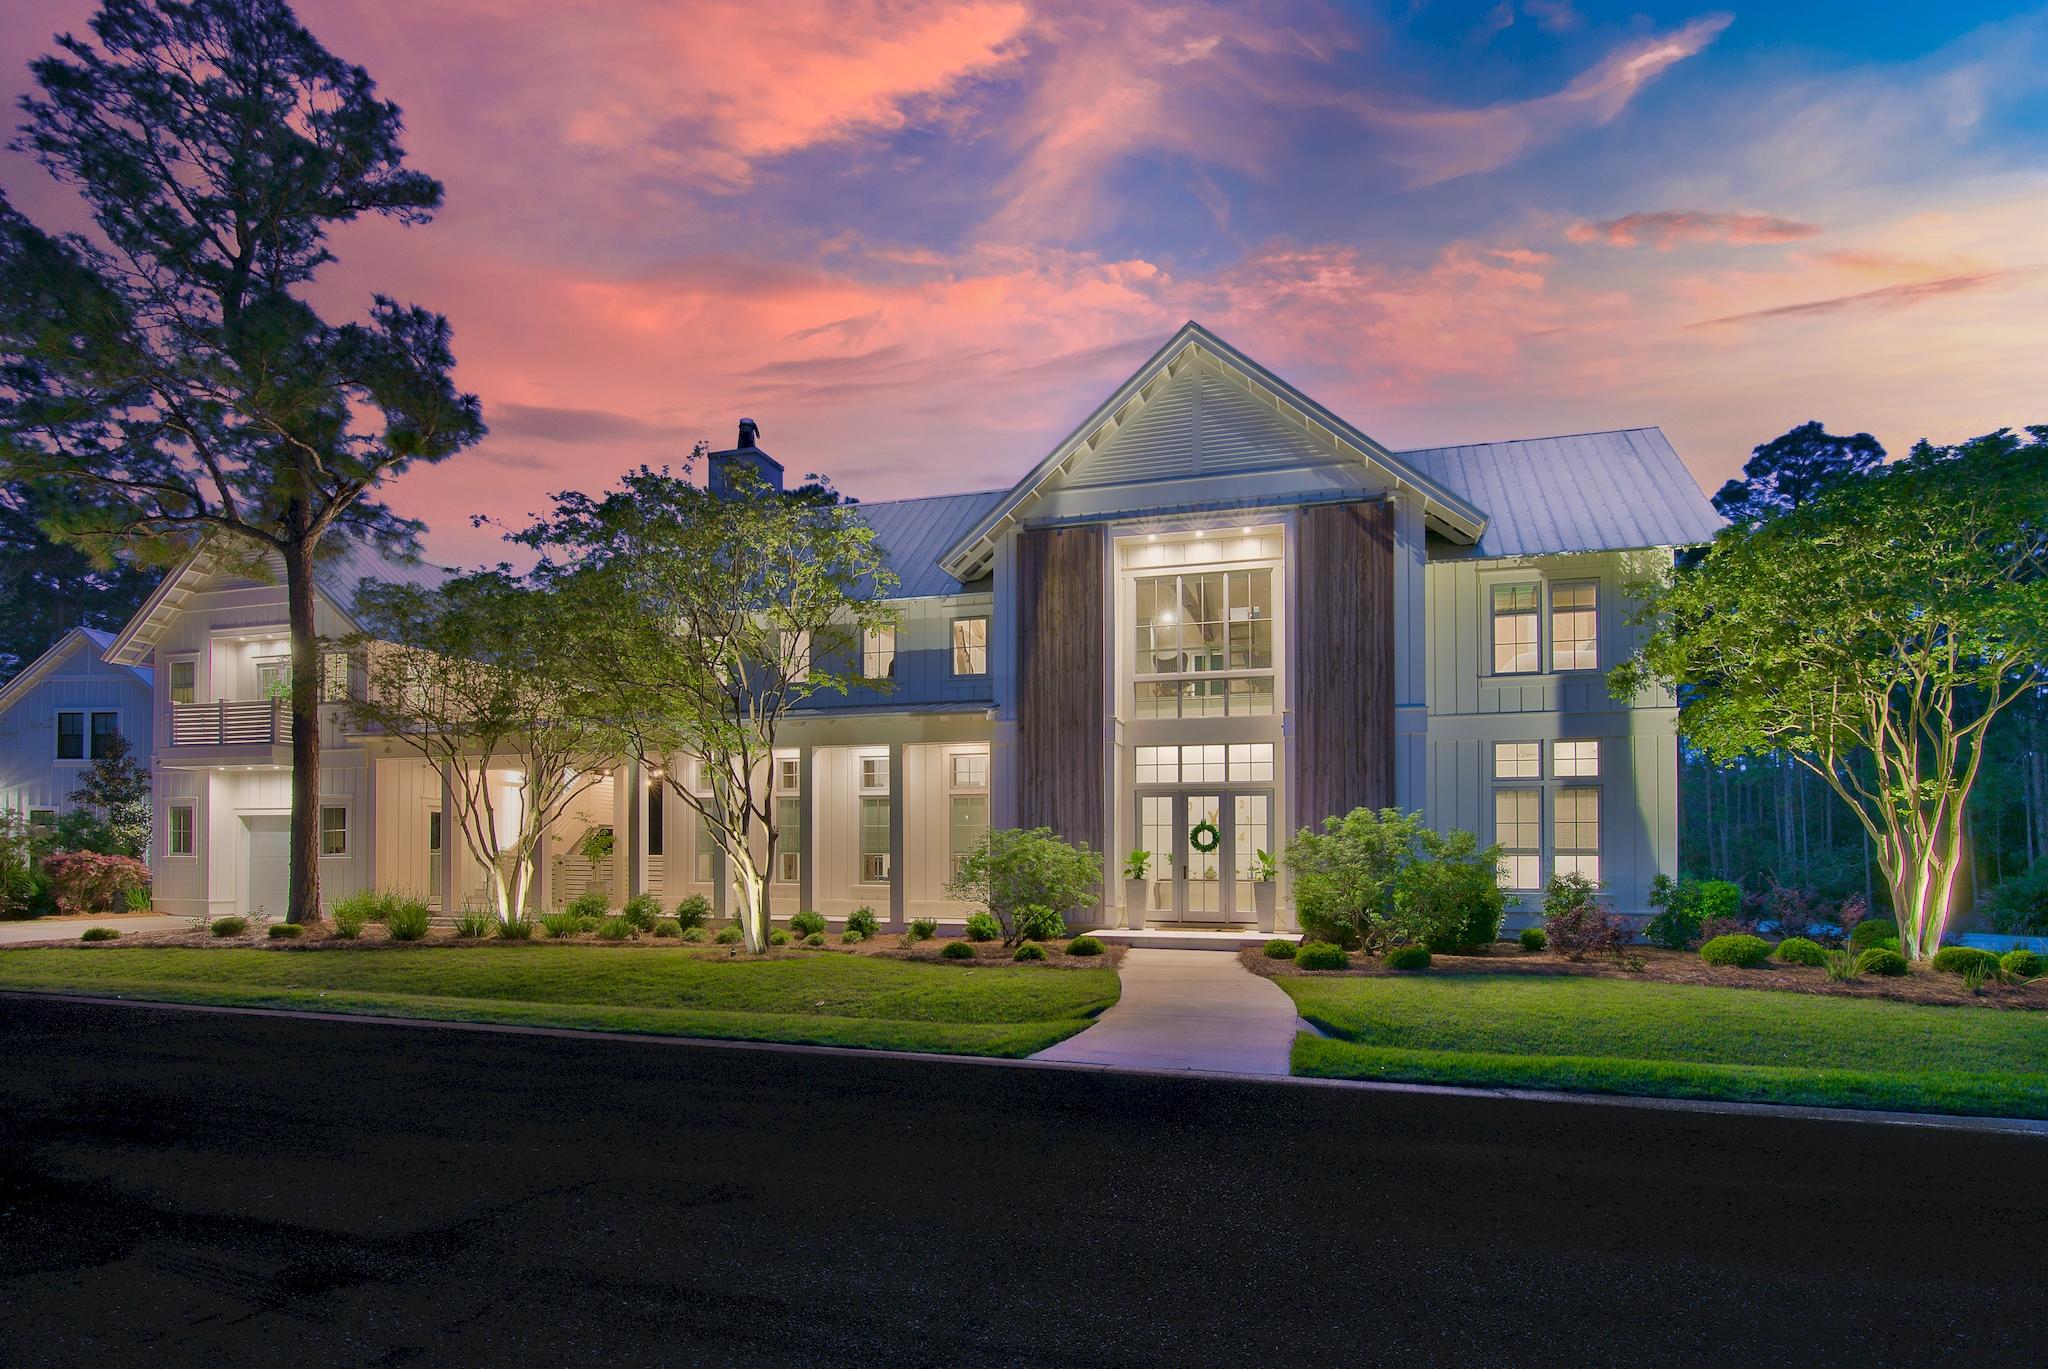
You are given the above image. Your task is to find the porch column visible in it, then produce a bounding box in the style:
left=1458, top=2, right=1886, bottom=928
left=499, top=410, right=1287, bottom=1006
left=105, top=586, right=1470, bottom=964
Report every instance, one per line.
left=611, top=759, right=644, bottom=905
left=796, top=744, right=815, bottom=916
left=438, top=762, right=458, bottom=914
left=887, top=742, right=907, bottom=931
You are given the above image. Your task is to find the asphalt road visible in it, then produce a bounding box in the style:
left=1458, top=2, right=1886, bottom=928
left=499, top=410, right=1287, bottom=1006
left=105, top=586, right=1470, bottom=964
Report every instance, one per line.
left=1, top=995, right=2042, bottom=1368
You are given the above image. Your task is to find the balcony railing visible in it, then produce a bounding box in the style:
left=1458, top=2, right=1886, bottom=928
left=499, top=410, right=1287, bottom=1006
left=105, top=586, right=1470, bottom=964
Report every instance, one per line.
left=170, top=699, right=283, bottom=746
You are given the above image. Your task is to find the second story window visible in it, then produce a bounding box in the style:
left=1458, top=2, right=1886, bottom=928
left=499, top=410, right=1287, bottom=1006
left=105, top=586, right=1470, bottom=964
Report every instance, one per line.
left=56, top=709, right=119, bottom=761
left=1491, top=584, right=1540, bottom=675
left=1550, top=582, right=1599, bottom=671
left=168, top=659, right=196, bottom=705
left=320, top=651, right=352, bottom=702
left=1133, top=567, right=1274, bottom=718
left=780, top=630, right=810, bottom=684
left=951, top=617, right=988, bottom=676
left=862, top=627, right=896, bottom=679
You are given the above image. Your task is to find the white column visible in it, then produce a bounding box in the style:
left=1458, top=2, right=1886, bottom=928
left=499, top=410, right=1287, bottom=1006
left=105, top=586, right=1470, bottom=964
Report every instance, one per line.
left=796, top=744, right=815, bottom=915
left=611, top=759, right=644, bottom=905
left=438, top=761, right=458, bottom=914
left=887, top=742, right=907, bottom=931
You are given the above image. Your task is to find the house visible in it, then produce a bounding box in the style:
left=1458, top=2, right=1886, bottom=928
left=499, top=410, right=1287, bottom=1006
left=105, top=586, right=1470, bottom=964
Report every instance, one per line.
left=0, top=627, right=154, bottom=836
left=102, top=321, right=1721, bottom=928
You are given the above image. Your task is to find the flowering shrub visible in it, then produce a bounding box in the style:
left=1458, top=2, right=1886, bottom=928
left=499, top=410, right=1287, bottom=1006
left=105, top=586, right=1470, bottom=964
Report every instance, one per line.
left=1541, top=872, right=1631, bottom=962
left=41, top=850, right=151, bottom=915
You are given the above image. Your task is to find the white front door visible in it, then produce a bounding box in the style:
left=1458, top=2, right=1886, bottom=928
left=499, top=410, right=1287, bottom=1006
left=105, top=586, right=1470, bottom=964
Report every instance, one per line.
left=244, top=816, right=290, bottom=919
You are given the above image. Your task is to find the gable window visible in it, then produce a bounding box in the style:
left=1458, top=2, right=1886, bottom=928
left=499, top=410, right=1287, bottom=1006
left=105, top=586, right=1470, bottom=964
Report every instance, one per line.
left=319, top=805, right=348, bottom=857
left=1554, top=788, right=1601, bottom=881
left=859, top=797, right=891, bottom=883
left=168, top=659, right=197, bottom=705
left=1552, top=740, right=1601, bottom=778
left=1550, top=582, right=1599, bottom=672
left=1491, top=584, right=1540, bottom=675
left=320, top=650, right=352, bottom=702
left=781, top=630, right=810, bottom=684
left=1492, top=741, right=1540, bottom=780
left=951, top=617, right=988, bottom=676
left=1494, top=789, right=1540, bottom=890
left=1133, top=567, right=1274, bottom=718
left=862, top=627, right=896, bottom=679
left=168, top=804, right=196, bottom=857
left=55, top=711, right=84, bottom=760
left=776, top=796, right=802, bottom=884
left=56, top=710, right=119, bottom=761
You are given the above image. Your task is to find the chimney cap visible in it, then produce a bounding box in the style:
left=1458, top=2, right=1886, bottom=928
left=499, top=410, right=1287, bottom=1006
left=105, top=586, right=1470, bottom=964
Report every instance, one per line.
left=737, top=417, right=761, bottom=447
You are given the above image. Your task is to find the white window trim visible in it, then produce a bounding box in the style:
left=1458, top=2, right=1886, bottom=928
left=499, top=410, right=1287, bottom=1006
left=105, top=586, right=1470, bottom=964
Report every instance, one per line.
left=1488, top=581, right=1543, bottom=678
left=318, top=803, right=349, bottom=858
left=166, top=802, right=198, bottom=859
left=166, top=654, right=200, bottom=707
left=782, top=629, right=810, bottom=683
left=1548, top=579, right=1601, bottom=674
left=861, top=626, right=896, bottom=679
left=857, top=795, right=892, bottom=885
left=54, top=708, right=120, bottom=763
left=1126, top=561, right=1280, bottom=721
left=858, top=752, right=890, bottom=794
left=950, top=616, right=989, bottom=677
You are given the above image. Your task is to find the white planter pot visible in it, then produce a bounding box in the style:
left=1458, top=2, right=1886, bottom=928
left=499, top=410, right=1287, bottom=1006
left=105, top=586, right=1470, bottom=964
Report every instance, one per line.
left=1253, top=881, right=1278, bottom=933
left=1124, top=878, right=1149, bottom=930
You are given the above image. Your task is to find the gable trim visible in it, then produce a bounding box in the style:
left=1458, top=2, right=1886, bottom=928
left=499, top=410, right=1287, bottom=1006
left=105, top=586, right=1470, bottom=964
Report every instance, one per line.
left=0, top=628, right=147, bottom=714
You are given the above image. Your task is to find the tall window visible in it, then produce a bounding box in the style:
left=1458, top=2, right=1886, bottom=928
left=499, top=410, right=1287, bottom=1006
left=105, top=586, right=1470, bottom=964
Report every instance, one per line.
left=428, top=810, right=444, bottom=896
left=862, top=627, right=896, bottom=679
left=948, top=749, right=989, bottom=877
left=951, top=617, right=988, bottom=676
left=646, top=779, right=664, bottom=857
left=859, top=797, right=891, bottom=883
left=1132, top=567, right=1274, bottom=718
left=168, top=659, right=196, bottom=705
left=1494, top=789, right=1540, bottom=890
left=168, top=804, right=195, bottom=857
left=320, top=650, right=352, bottom=702
left=1491, top=584, right=1540, bottom=675
left=781, top=630, right=810, bottom=683
left=1554, top=788, right=1600, bottom=881
left=319, top=805, right=348, bottom=856
left=776, top=796, right=802, bottom=883
left=694, top=815, right=717, bottom=883
left=1550, top=582, right=1598, bottom=671
left=55, top=711, right=84, bottom=760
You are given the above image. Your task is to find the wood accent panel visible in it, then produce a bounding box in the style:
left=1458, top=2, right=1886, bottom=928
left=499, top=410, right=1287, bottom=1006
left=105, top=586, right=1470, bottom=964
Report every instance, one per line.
left=1015, top=526, right=1105, bottom=851
left=1294, top=501, right=1395, bottom=829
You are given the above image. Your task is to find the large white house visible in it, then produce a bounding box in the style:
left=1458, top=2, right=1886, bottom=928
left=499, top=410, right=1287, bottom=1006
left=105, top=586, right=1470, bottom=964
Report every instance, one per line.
left=96, top=322, right=1721, bottom=929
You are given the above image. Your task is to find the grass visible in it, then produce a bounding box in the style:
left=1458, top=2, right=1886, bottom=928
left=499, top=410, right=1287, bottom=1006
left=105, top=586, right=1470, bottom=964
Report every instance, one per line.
left=1282, top=973, right=2048, bottom=1118
left=0, top=946, right=1120, bottom=1058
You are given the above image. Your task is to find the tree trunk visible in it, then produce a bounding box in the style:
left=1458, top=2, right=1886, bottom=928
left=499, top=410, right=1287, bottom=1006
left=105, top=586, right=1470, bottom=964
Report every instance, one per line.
left=732, top=855, right=768, bottom=953
left=283, top=539, right=322, bottom=925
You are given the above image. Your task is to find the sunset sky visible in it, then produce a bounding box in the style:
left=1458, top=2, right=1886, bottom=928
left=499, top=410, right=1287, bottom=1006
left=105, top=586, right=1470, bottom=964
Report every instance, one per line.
left=5, top=1, right=2045, bottom=565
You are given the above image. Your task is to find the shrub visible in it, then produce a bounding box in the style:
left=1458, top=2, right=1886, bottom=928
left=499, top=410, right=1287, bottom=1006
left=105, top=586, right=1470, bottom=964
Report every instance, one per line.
left=1644, top=875, right=1743, bottom=949
left=1773, top=936, right=1826, bottom=967
left=940, top=939, right=975, bottom=960
left=497, top=917, right=534, bottom=940
left=1295, top=941, right=1350, bottom=971
left=1518, top=927, right=1547, bottom=952
left=1850, top=919, right=1899, bottom=952
left=842, top=929, right=864, bottom=945
left=384, top=899, right=432, bottom=941
left=1287, top=807, right=1431, bottom=952
left=79, top=926, right=120, bottom=942
left=1013, top=941, right=1047, bottom=961
left=564, top=890, right=610, bottom=922
left=209, top=916, right=249, bottom=937
left=651, top=919, right=681, bottom=938
left=714, top=925, right=743, bottom=945
left=671, top=894, right=711, bottom=932
left=845, top=906, right=880, bottom=939
left=41, top=850, right=152, bottom=916
left=803, top=932, right=825, bottom=947
left=1013, top=905, right=1068, bottom=944
left=1264, top=938, right=1298, bottom=960
left=1856, top=947, right=1908, bottom=977
left=1930, top=945, right=1999, bottom=976
left=620, top=893, right=663, bottom=931
left=945, top=826, right=1104, bottom=945
left=1065, top=935, right=1105, bottom=956
left=540, top=910, right=582, bottom=939
left=1400, top=828, right=1509, bottom=953
left=1699, top=915, right=1758, bottom=944
left=1385, top=945, right=1432, bottom=971
left=1998, top=948, right=2042, bottom=979
left=594, top=917, right=633, bottom=941
left=907, top=917, right=938, bottom=942
left=268, top=922, right=304, bottom=940
left=680, top=926, right=707, bottom=944
left=964, top=911, right=1000, bottom=942
left=789, top=909, right=827, bottom=938
left=1700, top=933, right=1771, bottom=968
left=1542, top=873, right=1629, bottom=961
left=768, top=929, right=791, bottom=946
left=1981, top=865, right=2048, bottom=935
left=122, top=886, right=152, bottom=913
left=1821, top=947, right=1861, bottom=982
left=453, top=911, right=495, bottom=939
left=329, top=891, right=378, bottom=939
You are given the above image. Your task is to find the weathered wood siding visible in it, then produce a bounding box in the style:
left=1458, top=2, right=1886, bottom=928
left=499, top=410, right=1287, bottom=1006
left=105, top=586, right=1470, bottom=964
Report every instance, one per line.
left=1015, top=526, right=1104, bottom=850
left=1294, top=501, right=1395, bottom=827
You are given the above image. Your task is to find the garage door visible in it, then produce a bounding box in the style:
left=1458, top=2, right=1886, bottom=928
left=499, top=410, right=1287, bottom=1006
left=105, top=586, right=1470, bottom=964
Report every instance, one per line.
left=244, top=816, right=290, bottom=919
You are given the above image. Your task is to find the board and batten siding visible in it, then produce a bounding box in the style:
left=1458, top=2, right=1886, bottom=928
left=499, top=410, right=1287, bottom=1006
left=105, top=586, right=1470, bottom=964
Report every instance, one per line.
left=1293, top=500, right=1395, bottom=828
left=1014, top=526, right=1105, bottom=854
left=0, top=643, right=154, bottom=819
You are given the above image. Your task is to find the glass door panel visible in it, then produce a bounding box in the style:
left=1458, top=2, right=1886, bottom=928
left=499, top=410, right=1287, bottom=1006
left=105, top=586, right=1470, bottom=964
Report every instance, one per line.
left=1184, top=794, right=1222, bottom=916
left=1139, top=795, right=1174, bottom=912
left=1231, top=794, right=1270, bottom=913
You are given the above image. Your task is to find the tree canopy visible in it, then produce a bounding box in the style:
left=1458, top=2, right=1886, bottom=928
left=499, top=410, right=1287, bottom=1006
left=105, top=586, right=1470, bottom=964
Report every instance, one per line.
left=1711, top=421, right=1886, bottom=528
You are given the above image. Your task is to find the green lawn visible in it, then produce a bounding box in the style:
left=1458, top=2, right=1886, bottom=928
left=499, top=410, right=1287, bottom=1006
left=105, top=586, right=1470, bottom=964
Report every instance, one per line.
left=1282, top=973, right=2048, bottom=1118
left=0, top=946, right=1120, bottom=1057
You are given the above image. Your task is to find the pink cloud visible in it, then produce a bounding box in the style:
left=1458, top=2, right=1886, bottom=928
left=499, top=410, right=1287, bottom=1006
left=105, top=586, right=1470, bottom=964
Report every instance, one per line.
left=1568, top=210, right=1821, bottom=248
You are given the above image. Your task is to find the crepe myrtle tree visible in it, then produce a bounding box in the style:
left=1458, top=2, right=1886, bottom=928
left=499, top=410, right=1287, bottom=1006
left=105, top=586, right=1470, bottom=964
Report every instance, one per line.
left=345, top=569, right=612, bottom=924
left=1614, top=427, right=2048, bottom=961
left=0, top=0, right=483, bottom=921
left=520, top=461, right=898, bottom=954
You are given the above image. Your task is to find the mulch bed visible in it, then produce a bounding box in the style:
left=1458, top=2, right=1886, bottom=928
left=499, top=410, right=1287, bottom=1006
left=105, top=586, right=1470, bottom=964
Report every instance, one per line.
left=1240, top=942, right=2048, bottom=1010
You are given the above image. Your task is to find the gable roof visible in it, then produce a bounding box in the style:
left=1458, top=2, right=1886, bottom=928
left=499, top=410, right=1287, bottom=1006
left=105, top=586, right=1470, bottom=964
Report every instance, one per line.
left=937, top=321, right=1489, bottom=582
left=0, top=627, right=153, bottom=714
left=1401, top=427, right=1723, bottom=559
left=855, top=489, right=1007, bottom=598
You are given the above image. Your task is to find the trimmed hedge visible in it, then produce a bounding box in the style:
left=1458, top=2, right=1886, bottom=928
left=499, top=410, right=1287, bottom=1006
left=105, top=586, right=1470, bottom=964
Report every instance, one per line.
left=964, top=912, right=1000, bottom=943
left=1999, top=948, right=2042, bottom=979
left=1700, top=934, right=1771, bottom=968
left=940, top=940, right=976, bottom=960
left=1386, top=945, right=1432, bottom=971
left=79, top=926, right=120, bottom=942
left=803, top=932, right=826, bottom=947
left=1519, top=927, right=1546, bottom=952
left=1850, top=919, right=1899, bottom=951
left=768, top=929, right=791, bottom=947
left=1065, top=935, right=1105, bottom=956
left=1856, top=947, right=1909, bottom=977
left=1013, top=942, right=1048, bottom=962
left=1295, top=942, right=1350, bottom=971
left=1264, top=938, right=1297, bottom=960
left=209, top=916, right=249, bottom=937
left=1930, top=945, right=1999, bottom=976
left=1773, top=936, right=1826, bottom=967
left=268, top=923, right=304, bottom=940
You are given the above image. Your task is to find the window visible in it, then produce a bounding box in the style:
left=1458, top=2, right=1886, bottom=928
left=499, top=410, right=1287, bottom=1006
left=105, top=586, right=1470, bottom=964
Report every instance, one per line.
left=1491, top=584, right=1540, bottom=675
left=1554, top=788, right=1601, bottom=881
left=169, top=659, right=197, bottom=705
left=646, top=779, right=664, bottom=857
left=687, top=758, right=713, bottom=796
left=55, top=711, right=84, bottom=760
left=1550, top=582, right=1598, bottom=671
left=776, top=796, right=802, bottom=883
left=255, top=657, right=290, bottom=698
left=859, top=754, right=889, bottom=793
left=1493, top=741, right=1540, bottom=779
left=27, top=808, right=54, bottom=828
left=90, top=711, right=118, bottom=759
left=1134, top=744, right=1273, bottom=785
left=781, top=630, right=810, bottom=683
left=1132, top=567, right=1274, bottom=718
left=1134, top=745, right=1179, bottom=785
left=949, top=752, right=988, bottom=790
left=949, top=794, right=988, bottom=876
left=862, top=627, right=896, bottom=679
left=1226, top=744, right=1274, bottom=783
left=859, top=797, right=891, bottom=882
left=168, top=804, right=195, bottom=857
left=55, top=710, right=118, bottom=761
left=428, top=810, right=444, bottom=896
left=951, top=617, right=988, bottom=676
left=319, top=805, right=348, bottom=856
left=694, top=816, right=717, bottom=883
left=320, top=650, right=351, bottom=702
left=776, top=755, right=801, bottom=792
left=1553, top=740, right=1601, bottom=778
left=1494, top=789, right=1540, bottom=889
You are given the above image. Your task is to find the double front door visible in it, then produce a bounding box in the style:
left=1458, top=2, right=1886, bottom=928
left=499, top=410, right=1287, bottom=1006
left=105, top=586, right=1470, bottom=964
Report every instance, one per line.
left=1136, top=791, right=1271, bottom=924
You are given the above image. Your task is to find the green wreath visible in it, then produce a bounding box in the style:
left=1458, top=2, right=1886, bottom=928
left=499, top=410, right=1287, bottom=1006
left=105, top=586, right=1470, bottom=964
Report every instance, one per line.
left=1187, top=819, right=1222, bottom=854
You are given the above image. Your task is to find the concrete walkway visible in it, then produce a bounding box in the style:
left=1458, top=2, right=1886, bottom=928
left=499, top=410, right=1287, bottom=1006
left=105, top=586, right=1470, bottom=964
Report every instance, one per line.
left=1033, top=947, right=1302, bottom=1075
left=0, top=915, right=191, bottom=945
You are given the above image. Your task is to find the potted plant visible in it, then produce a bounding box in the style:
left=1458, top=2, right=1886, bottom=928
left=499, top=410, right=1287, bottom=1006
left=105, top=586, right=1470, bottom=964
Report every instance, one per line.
left=1123, top=850, right=1152, bottom=930
left=1250, top=848, right=1279, bottom=932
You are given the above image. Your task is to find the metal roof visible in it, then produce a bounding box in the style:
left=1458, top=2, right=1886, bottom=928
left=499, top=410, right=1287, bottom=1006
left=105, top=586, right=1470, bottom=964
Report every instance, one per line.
left=0, top=626, right=152, bottom=710
left=312, top=538, right=456, bottom=620
left=853, top=489, right=1006, bottom=598
left=1400, top=427, right=1723, bottom=560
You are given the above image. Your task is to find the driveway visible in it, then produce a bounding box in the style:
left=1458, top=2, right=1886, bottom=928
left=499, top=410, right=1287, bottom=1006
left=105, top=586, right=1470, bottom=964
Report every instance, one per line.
left=0, top=914, right=190, bottom=945
left=1032, top=947, right=1300, bottom=1074
left=1, top=994, right=2043, bottom=1367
